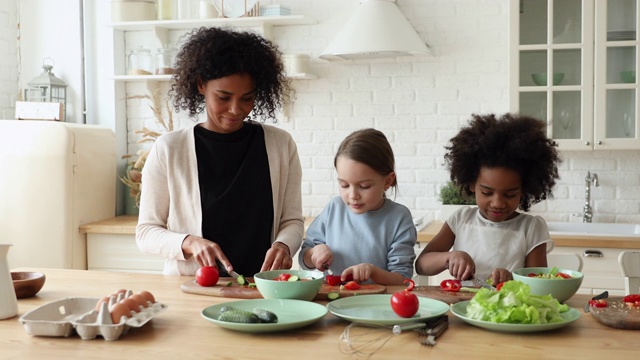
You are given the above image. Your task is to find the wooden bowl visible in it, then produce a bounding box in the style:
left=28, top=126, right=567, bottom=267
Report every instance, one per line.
left=11, top=272, right=46, bottom=299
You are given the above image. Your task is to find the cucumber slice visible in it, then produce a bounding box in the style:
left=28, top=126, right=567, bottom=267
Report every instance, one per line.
left=287, top=275, right=300, bottom=282
left=236, top=275, right=247, bottom=285
left=248, top=283, right=257, bottom=288
left=327, top=292, right=340, bottom=300
left=217, top=310, right=260, bottom=323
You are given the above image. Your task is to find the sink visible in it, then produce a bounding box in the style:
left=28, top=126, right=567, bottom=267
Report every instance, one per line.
left=547, top=222, right=640, bottom=237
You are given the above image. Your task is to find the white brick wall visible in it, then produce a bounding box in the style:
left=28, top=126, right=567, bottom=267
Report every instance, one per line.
left=0, top=0, right=18, bottom=119
left=11, top=0, right=640, bottom=223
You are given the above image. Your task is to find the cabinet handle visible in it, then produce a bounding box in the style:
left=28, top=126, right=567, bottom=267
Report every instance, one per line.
left=597, top=140, right=602, bottom=145
left=584, top=141, right=590, bottom=145
left=583, top=249, right=603, bottom=257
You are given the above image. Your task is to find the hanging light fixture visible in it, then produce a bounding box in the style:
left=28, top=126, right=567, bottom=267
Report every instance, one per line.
left=320, top=0, right=432, bottom=60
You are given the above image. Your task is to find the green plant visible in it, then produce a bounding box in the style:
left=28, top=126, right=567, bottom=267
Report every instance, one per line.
left=438, top=181, right=476, bottom=205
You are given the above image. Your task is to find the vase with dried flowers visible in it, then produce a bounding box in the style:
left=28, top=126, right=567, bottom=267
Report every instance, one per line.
left=121, top=88, right=174, bottom=212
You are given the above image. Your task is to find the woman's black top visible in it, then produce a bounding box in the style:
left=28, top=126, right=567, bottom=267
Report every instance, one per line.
left=194, top=122, right=273, bottom=276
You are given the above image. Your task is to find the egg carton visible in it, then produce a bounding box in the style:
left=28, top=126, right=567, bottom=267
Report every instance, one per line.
left=19, top=291, right=167, bottom=341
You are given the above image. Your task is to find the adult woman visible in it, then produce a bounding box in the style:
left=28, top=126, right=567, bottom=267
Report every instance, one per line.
left=136, top=27, right=303, bottom=276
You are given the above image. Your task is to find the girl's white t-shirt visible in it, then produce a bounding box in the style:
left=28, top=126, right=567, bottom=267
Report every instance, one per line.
left=448, top=207, right=554, bottom=277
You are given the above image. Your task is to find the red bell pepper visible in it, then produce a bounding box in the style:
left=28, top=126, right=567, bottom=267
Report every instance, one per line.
left=623, top=294, right=640, bottom=307
left=440, top=279, right=461, bottom=292
left=588, top=299, right=608, bottom=308
left=343, top=281, right=361, bottom=290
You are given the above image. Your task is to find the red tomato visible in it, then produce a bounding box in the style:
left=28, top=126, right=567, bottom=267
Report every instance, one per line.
left=275, top=273, right=292, bottom=281
left=195, top=266, right=219, bottom=287
left=343, top=281, right=361, bottom=290
left=496, top=282, right=505, bottom=291
left=556, top=272, right=571, bottom=279
left=326, top=275, right=342, bottom=286
left=390, top=279, right=419, bottom=318
left=623, top=294, right=640, bottom=307
left=440, top=279, right=461, bottom=292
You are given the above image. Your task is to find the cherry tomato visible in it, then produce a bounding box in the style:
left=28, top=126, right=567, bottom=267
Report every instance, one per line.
left=343, top=281, right=361, bottom=290
left=556, top=272, right=572, bottom=279
left=195, top=266, right=219, bottom=287
left=589, top=299, right=608, bottom=308
left=326, top=275, right=342, bottom=286
left=275, top=273, right=292, bottom=281
left=440, top=279, right=461, bottom=292
left=390, top=279, right=419, bottom=318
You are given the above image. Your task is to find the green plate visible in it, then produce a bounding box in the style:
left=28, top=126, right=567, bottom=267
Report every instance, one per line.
left=326, top=294, right=449, bottom=325
left=201, top=299, right=327, bottom=333
left=450, top=300, right=582, bottom=333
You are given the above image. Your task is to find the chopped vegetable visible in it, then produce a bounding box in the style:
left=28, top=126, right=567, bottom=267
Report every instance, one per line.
left=527, top=267, right=572, bottom=279
left=440, top=279, right=461, bottom=292
left=589, top=299, right=608, bottom=308
left=623, top=294, right=640, bottom=307
left=275, top=273, right=292, bottom=281
left=326, top=275, right=342, bottom=286
left=287, top=275, right=300, bottom=282
left=465, top=280, right=568, bottom=324
left=327, top=292, right=340, bottom=300
left=343, top=281, right=361, bottom=290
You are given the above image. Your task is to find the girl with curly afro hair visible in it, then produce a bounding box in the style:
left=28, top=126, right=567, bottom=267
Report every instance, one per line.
left=137, top=27, right=304, bottom=277
left=415, top=113, right=562, bottom=286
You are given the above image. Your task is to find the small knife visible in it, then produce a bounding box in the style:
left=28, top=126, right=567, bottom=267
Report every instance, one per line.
left=322, top=263, right=334, bottom=276
left=228, top=270, right=240, bottom=279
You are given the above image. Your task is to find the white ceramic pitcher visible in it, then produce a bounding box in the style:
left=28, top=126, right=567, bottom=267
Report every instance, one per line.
left=0, top=244, right=18, bottom=320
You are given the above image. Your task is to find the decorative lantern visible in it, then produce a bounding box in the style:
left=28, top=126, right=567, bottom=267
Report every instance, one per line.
left=24, top=58, right=67, bottom=121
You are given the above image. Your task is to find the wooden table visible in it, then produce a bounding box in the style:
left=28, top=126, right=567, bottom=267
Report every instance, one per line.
left=3, top=268, right=639, bottom=359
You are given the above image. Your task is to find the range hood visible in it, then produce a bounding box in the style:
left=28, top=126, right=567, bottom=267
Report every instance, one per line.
left=320, top=0, right=432, bottom=60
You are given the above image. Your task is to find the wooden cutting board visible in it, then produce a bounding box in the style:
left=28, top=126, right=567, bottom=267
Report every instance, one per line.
left=180, top=277, right=387, bottom=301
left=412, top=286, right=476, bottom=304
left=590, top=297, right=640, bottom=330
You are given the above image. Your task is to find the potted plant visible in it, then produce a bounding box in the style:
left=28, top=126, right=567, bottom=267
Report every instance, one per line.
left=437, top=181, right=476, bottom=221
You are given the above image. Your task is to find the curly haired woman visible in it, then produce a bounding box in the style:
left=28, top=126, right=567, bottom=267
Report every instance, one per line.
left=136, top=27, right=303, bottom=276
left=415, top=113, right=562, bottom=286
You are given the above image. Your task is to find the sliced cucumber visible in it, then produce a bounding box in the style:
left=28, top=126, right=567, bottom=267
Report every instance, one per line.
left=248, top=282, right=257, bottom=288
left=237, top=275, right=247, bottom=285
left=253, top=308, right=278, bottom=323
left=225, top=281, right=233, bottom=287
left=327, top=292, right=340, bottom=300
left=287, top=275, right=300, bottom=282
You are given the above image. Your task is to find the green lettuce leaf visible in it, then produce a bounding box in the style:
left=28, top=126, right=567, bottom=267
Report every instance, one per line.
left=465, top=280, right=568, bottom=324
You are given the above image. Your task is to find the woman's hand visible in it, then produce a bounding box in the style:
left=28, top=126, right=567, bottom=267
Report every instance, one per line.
left=182, top=235, right=233, bottom=272
left=261, top=242, right=293, bottom=271
left=446, top=251, right=476, bottom=280
left=489, top=268, right=513, bottom=286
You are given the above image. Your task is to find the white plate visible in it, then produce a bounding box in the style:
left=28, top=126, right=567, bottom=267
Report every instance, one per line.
left=201, top=299, right=327, bottom=333
left=326, top=294, right=449, bottom=326
left=213, top=0, right=257, bottom=18
left=450, top=300, right=581, bottom=333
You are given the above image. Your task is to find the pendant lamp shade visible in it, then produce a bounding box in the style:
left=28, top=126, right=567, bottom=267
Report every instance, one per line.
left=320, top=0, right=431, bottom=60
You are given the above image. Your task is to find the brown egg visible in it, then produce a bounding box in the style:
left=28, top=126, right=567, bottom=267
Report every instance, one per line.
left=110, top=302, right=131, bottom=324
left=120, top=297, right=140, bottom=313
left=94, top=296, right=111, bottom=312
left=129, top=293, right=149, bottom=308
left=112, top=289, right=128, bottom=298
left=138, top=290, right=155, bottom=304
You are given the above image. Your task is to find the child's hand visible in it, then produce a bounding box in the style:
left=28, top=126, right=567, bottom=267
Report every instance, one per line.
left=489, top=268, right=513, bottom=286
left=446, top=251, right=475, bottom=280
left=310, top=244, right=333, bottom=270
left=343, top=263, right=375, bottom=283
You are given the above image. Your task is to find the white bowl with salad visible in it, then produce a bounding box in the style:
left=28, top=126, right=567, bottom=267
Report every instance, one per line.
left=512, top=267, right=583, bottom=303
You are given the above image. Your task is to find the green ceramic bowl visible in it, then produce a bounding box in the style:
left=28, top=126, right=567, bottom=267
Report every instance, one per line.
left=254, top=269, right=323, bottom=301
left=531, top=72, right=565, bottom=86
left=620, top=70, right=636, bottom=83
left=512, top=267, right=583, bottom=303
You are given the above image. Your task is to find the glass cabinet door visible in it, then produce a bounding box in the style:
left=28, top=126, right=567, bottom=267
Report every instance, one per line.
left=512, top=0, right=593, bottom=149
left=594, top=0, right=639, bottom=149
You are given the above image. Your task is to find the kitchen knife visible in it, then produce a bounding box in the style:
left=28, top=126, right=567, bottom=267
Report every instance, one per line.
left=584, top=291, right=608, bottom=313
left=322, top=263, right=334, bottom=276
left=228, top=270, right=240, bottom=279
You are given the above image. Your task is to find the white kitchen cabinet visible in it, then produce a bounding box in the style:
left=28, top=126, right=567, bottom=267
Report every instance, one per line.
left=509, top=0, right=640, bottom=150
left=552, top=247, right=628, bottom=296
left=87, top=233, right=164, bottom=274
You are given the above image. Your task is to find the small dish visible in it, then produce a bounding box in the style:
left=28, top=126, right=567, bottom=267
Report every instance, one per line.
left=531, top=72, right=565, bottom=86
left=326, top=294, right=449, bottom=325
left=201, top=298, right=327, bottom=333
left=450, top=300, right=581, bottom=333
left=12, top=271, right=46, bottom=299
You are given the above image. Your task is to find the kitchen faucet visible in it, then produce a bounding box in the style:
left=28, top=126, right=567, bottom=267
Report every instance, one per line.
left=581, top=171, right=599, bottom=223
